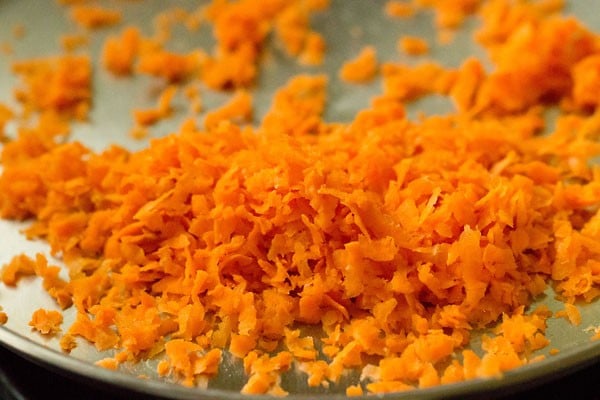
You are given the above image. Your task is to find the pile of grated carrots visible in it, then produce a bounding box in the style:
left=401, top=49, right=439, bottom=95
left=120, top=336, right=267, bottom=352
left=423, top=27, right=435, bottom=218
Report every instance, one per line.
left=1, top=0, right=600, bottom=396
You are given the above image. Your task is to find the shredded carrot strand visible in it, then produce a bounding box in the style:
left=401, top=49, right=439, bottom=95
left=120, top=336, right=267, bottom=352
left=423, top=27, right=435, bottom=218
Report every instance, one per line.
left=1, top=0, right=600, bottom=396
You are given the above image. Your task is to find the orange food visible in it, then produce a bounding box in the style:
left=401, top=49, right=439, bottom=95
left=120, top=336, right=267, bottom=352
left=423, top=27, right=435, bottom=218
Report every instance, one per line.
left=299, top=31, right=326, bottom=66
left=0, top=307, right=7, bottom=325
left=202, top=0, right=328, bottom=89
left=183, top=84, right=203, bottom=115
left=381, top=61, right=455, bottom=101
left=69, top=5, right=122, bottom=29
left=261, top=74, right=327, bottom=136
left=133, top=85, right=178, bottom=127
left=59, top=334, right=77, bottom=352
left=152, top=7, right=194, bottom=44
left=2, top=0, right=600, bottom=397
left=95, top=357, right=119, bottom=370
left=275, top=3, right=327, bottom=66
left=415, top=0, right=482, bottom=29
left=60, top=33, right=89, bottom=52
left=96, top=1, right=328, bottom=90
left=346, top=384, right=363, bottom=396
left=128, top=125, right=148, bottom=140
left=339, top=46, right=378, bottom=84
left=0, top=103, right=14, bottom=141
left=203, top=90, right=253, bottom=129
left=572, top=54, right=600, bottom=109
left=555, top=303, right=582, bottom=326
left=12, top=55, right=92, bottom=120
left=385, top=1, right=416, bottom=18
left=137, top=49, right=202, bottom=83
left=102, top=27, right=142, bottom=76
left=29, top=308, right=63, bottom=335
left=1, top=253, right=37, bottom=286
left=399, top=36, right=430, bottom=56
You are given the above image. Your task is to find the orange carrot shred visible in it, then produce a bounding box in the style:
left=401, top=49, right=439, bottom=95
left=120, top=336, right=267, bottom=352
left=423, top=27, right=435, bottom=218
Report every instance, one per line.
left=69, top=5, right=122, bottom=29
left=3, top=0, right=600, bottom=396
left=29, top=308, right=63, bottom=335
left=0, top=307, right=7, bottom=325
left=102, top=27, right=142, bottom=76
left=555, top=303, right=582, bottom=326
left=339, top=46, right=378, bottom=84
left=398, top=36, right=430, bottom=56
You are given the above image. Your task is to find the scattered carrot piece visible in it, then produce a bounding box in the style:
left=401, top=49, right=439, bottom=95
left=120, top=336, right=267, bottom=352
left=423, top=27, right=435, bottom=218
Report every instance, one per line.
left=60, top=33, right=89, bottom=52
left=555, top=303, right=582, bottom=326
left=133, top=85, right=178, bottom=127
left=0, top=307, right=7, bottom=325
left=1, top=253, right=37, bottom=286
left=385, top=1, right=416, bottom=18
left=69, top=5, right=122, bottom=29
left=203, top=90, right=253, bottom=129
left=137, top=49, right=202, bottom=83
left=96, top=357, right=120, bottom=370
left=399, top=36, right=430, bottom=56
left=12, top=55, right=92, bottom=120
left=346, top=384, right=364, bottom=396
left=339, top=46, right=378, bottom=83
left=59, top=334, right=77, bottom=352
left=102, top=27, right=142, bottom=76
left=29, top=308, right=63, bottom=335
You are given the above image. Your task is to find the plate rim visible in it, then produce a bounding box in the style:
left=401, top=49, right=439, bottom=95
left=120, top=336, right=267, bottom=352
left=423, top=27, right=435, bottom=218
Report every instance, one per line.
left=1, top=323, right=600, bottom=399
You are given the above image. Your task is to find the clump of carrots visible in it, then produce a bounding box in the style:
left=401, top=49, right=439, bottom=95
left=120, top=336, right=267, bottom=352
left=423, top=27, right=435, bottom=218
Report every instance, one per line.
left=1, top=0, right=600, bottom=396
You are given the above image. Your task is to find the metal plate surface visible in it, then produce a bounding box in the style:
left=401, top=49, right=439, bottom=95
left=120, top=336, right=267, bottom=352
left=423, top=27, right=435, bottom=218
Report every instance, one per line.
left=0, top=1, right=600, bottom=399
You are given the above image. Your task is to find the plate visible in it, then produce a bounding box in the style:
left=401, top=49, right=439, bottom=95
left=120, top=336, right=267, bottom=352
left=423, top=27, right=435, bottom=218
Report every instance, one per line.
left=1, top=0, right=600, bottom=398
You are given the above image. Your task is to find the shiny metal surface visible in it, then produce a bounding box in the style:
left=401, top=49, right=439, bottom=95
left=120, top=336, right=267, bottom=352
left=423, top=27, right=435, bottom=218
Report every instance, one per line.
left=0, top=0, right=599, bottom=398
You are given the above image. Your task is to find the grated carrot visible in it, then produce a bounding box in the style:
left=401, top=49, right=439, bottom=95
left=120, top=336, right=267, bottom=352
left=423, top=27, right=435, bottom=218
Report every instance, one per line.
left=102, top=27, right=142, bottom=76
left=60, top=33, right=89, bottom=52
left=183, top=84, right=203, bottom=115
left=132, top=85, right=178, bottom=127
left=555, top=303, right=582, bottom=326
left=415, top=0, right=482, bottom=29
left=0, top=307, right=7, bottom=325
left=1, top=253, right=37, bottom=286
left=275, top=3, right=327, bottom=66
left=2, top=0, right=600, bottom=397
left=398, top=36, right=430, bottom=56
left=0, top=103, right=14, bottom=142
left=95, top=357, right=120, bottom=370
left=203, top=90, right=253, bottom=130
left=339, top=46, right=378, bottom=83
left=12, top=55, right=92, bottom=120
left=346, top=384, right=363, bottom=396
left=299, top=31, right=326, bottom=66
left=137, top=49, right=202, bottom=83
left=385, top=1, right=416, bottom=19
left=29, top=308, right=63, bottom=335
left=69, top=5, right=122, bottom=30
